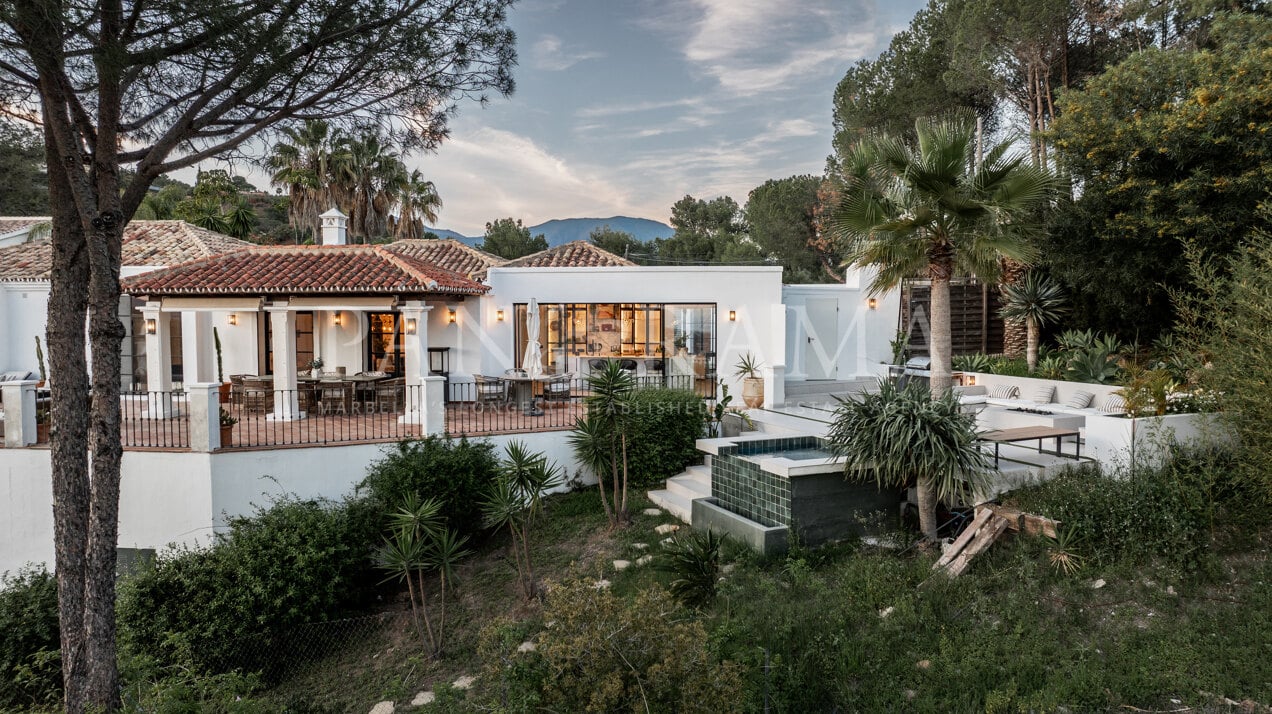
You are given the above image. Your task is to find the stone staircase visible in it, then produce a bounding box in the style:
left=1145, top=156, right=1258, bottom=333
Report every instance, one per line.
left=647, top=461, right=711, bottom=524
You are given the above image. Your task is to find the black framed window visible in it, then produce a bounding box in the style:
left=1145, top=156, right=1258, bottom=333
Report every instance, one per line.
left=261, top=311, right=313, bottom=374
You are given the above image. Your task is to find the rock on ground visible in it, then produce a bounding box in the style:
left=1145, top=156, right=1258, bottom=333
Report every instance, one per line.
left=613, top=559, right=631, bottom=571
left=642, top=508, right=662, bottom=516
left=452, top=675, right=476, bottom=690
left=654, top=524, right=680, bottom=535
left=518, top=640, right=537, bottom=653
left=368, top=702, right=394, bottom=714
left=410, top=691, right=434, bottom=707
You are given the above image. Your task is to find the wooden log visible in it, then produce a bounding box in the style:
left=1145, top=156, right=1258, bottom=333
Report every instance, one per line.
left=943, top=515, right=1010, bottom=577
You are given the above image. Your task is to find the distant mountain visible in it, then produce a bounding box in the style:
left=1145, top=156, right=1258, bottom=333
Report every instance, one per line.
left=428, top=216, right=673, bottom=249
left=526, top=217, right=673, bottom=247
left=423, top=227, right=474, bottom=242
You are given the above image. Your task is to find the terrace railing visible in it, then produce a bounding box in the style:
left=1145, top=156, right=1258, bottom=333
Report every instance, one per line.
left=220, top=385, right=424, bottom=448
left=120, top=391, right=192, bottom=449
left=443, top=373, right=715, bottom=438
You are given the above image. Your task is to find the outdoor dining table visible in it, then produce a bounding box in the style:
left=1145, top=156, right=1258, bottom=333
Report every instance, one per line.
left=296, top=374, right=388, bottom=413
left=501, top=374, right=553, bottom=416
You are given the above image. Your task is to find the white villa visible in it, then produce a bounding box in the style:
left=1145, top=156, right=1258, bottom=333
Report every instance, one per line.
left=0, top=211, right=900, bottom=573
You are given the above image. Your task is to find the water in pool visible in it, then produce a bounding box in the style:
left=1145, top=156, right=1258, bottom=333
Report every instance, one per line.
left=753, top=447, right=836, bottom=461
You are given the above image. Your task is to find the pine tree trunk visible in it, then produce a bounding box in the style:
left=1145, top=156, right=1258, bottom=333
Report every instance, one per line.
left=45, top=135, right=93, bottom=712
left=928, top=274, right=953, bottom=396
left=83, top=213, right=127, bottom=711
left=917, top=474, right=939, bottom=542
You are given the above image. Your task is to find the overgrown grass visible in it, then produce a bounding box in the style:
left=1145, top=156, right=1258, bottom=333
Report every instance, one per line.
left=253, top=469, right=1270, bottom=713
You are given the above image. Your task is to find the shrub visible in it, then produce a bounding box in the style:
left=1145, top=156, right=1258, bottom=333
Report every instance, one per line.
left=119, top=496, right=380, bottom=676
left=625, top=387, right=707, bottom=487
left=0, top=566, right=61, bottom=711
left=485, top=578, right=744, bottom=713
left=1007, top=449, right=1240, bottom=569
left=360, top=436, right=500, bottom=536
left=657, top=530, right=727, bottom=609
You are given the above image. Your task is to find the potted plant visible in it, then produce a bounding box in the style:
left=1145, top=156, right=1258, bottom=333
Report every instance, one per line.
left=308, top=357, right=324, bottom=379
left=35, top=404, right=50, bottom=443
left=34, top=336, right=47, bottom=388
left=218, top=408, right=237, bottom=447
left=734, top=352, right=764, bottom=409
left=214, top=327, right=230, bottom=403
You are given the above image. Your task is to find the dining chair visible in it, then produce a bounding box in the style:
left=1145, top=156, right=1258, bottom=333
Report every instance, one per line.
left=374, top=378, right=405, bottom=413
left=542, top=372, right=573, bottom=403
left=475, top=375, right=508, bottom=405
left=319, top=381, right=351, bottom=415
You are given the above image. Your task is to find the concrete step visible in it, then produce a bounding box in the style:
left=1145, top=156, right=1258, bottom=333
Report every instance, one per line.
left=667, top=474, right=710, bottom=500
left=681, top=464, right=711, bottom=482
left=783, top=379, right=874, bottom=397
left=647, top=488, right=693, bottom=524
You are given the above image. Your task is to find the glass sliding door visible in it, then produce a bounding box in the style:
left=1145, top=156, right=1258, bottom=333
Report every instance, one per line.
left=366, top=313, right=403, bottom=376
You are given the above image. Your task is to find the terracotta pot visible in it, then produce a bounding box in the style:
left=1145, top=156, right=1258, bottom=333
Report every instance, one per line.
left=741, top=377, right=764, bottom=408
left=219, top=382, right=232, bottom=404
left=219, top=424, right=234, bottom=448
left=36, top=423, right=50, bottom=443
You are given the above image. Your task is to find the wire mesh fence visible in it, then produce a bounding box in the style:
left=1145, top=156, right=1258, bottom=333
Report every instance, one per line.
left=201, top=610, right=418, bottom=685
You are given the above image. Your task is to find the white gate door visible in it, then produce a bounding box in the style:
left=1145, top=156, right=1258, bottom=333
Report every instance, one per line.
left=803, top=298, right=839, bottom=380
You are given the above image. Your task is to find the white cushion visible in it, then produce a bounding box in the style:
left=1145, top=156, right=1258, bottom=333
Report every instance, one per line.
left=1065, top=390, right=1095, bottom=409
left=989, top=385, right=1019, bottom=400
left=1030, top=385, right=1056, bottom=404
left=1099, top=394, right=1128, bottom=414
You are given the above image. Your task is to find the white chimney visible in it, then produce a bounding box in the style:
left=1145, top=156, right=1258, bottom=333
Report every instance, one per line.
left=319, top=208, right=348, bottom=245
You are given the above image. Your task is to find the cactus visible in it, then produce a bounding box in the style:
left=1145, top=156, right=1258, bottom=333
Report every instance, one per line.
left=34, top=335, right=46, bottom=383
left=213, top=326, right=224, bottom=383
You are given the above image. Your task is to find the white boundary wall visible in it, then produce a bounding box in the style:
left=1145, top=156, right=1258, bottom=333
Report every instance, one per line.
left=1, top=430, right=590, bottom=576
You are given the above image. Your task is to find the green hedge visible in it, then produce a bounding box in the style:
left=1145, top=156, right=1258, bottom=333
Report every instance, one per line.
left=359, top=436, right=500, bottom=535
left=626, top=388, right=707, bottom=487
left=118, top=496, right=380, bottom=676
left=0, top=567, right=61, bottom=711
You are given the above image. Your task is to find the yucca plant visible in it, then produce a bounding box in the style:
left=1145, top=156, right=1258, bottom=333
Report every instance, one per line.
left=1045, top=526, right=1085, bottom=576
left=482, top=441, right=562, bottom=600
left=568, top=360, right=635, bottom=528
left=657, top=530, right=727, bottom=609
left=999, top=272, right=1068, bottom=373
left=827, top=380, right=991, bottom=541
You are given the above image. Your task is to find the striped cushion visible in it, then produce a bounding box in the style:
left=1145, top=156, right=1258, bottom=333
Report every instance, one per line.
left=1031, top=385, right=1056, bottom=404
left=1100, top=394, right=1128, bottom=414
left=1065, top=390, right=1095, bottom=409
left=989, top=385, right=1019, bottom=400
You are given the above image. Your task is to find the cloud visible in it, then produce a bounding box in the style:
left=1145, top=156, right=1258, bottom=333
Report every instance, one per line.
left=576, top=97, right=703, bottom=119
left=421, top=127, right=660, bottom=235
left=530, top=34, right=604, bottom=71
left=673, top=0, right=883, bottom=96
left=769, top=118, right=820, bottom=138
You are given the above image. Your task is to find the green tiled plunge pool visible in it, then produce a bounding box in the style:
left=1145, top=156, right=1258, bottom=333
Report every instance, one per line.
left=694, top=435, right=904, bottom=554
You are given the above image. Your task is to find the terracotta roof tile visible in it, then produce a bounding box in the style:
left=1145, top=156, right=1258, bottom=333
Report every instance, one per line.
left=121, top=244, right=489, bottom=297
left=0, top=220, right=252, bottom=282
left=0, top=217, right=47, bottom=236
left=382, top=239, right=505, bottom=280
left=476, top=240, right=634, bottom=279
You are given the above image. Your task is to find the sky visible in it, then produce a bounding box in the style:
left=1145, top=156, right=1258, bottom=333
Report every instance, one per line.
left=196, top=0, right=929, bottom=237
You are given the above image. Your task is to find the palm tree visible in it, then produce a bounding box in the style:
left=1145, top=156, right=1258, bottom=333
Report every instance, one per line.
left=827, top=380, right=991, bottom=541
left=393, top=169, right=443, bottom=240
left=831, top=114, right=1055, bottom=395
left=264, top=119, right=346, bottom=240
left=335, top=133, right=406, bottom=242
left=568, top=361, right=635, bottom=528
left=999, top=272, right=1067, bottom=372
left=482, top=441, right=562, bottom=599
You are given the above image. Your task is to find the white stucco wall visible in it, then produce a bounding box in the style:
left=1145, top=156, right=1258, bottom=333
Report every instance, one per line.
left=2, top=429, right=593, bottom=575
left=781, top=267, right=900, bottom=382
left=478, top=266, right=786, bottom=401
left=1, top=283, right=50, bottom=376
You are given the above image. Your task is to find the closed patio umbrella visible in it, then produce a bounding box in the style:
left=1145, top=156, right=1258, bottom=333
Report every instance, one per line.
left=522, top=298, right=543, bottom=378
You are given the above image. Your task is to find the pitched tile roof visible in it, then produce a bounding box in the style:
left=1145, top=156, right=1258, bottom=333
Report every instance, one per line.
left=0, top=217, right=47, bottom=236
left=121, top=244, right=489, bottom=297
left=0, top=220, right=253, bottom=282
left=476, top=240, right=634, bottom=279
left=382, top=239, right=505, bottom=280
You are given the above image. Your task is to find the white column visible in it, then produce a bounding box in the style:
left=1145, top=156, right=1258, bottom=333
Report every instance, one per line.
left=182, top=312, right=215, bottom=384
left=2, top=381, right=37, bottom=448
left=398, top=301, right=433, bottom=424
left=140, top=301, right=174, bottom=418
left=187, top=382, right=220, bottom=452
left=421, top=375, right=446, bottom=434
left=764, top=364, right=785, bottom=409
left=267, top=306, right=304, bottom=421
